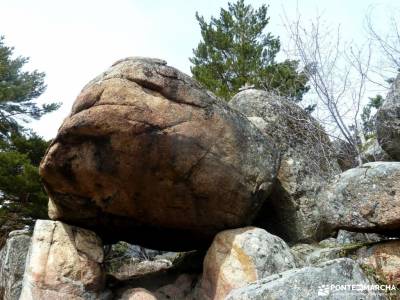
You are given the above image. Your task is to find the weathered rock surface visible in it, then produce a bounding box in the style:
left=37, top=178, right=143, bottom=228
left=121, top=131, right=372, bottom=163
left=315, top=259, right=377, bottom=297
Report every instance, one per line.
left=40, top=57, right=278, bottom=251
left=104, top=241, right=175, bottom=281
left=290, top=240, right=372, bottom=267
left=154, top=274, right=197, bottom=300
left=336, top=229, right=386, bottom=245
left=377, top=73, right=400, bottom=160
left=334, top=136, right=392, bottom=171
left=118, top=288, right=157, bottom=300
left=230, top=89, right=340, bottom=243
left=356, top=240, right=400, bottom=286
left=115, top=273, right=197, bottom=300
left=333, top=139, right=358, bottom=171
left=107, top=241, right=164, bottom=261
left=197, top=227, right=296, bottom=300
left=226, top=258, right=384, bottom=300
left=361, top=137, right=392, bottom=163
left=109, top=258, right=172, bottom=281
left=291, top=244, right=347, bottom=267
left=19, top=220, right=106, bottom=300
left=291, top=235, right=393, bottom=269
left=0, top=229, right=31, bottom=300
left=318, top=162, right=400, bottom=236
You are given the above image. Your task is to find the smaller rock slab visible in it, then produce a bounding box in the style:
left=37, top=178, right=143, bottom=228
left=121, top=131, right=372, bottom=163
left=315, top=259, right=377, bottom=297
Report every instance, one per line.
left=19, top=220, right=105, bottom=300
left=226, top=258, right=385, bottom=300
left=197, top=227, right=296, bottom=300
left=318, top=162, right=400, bottom=236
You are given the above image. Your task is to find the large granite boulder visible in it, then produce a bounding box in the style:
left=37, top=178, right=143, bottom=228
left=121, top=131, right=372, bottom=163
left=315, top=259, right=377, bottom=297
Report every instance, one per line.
left=318, top=162, right=400, bottom=236
left=0, top=229, right=31, bottom=300
left=377, top=74, right=400, bottom=160
left=19, top=220, right=106, bottom=300
left=226, top=258, right=385, bottom=300
left=196, top=227, right=296, bottom=300
left=230, top=89, right=340, bottom=243
left=39, top=57, right=278, bottom=251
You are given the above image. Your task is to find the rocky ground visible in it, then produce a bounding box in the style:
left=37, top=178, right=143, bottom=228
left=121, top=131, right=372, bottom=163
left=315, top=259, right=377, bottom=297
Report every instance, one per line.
left=1, top=58, right=400, bottom=299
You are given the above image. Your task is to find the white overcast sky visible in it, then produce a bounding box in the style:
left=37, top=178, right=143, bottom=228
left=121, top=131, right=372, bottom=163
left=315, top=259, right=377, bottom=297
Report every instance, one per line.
left=0, top=0, right=398, bottom=139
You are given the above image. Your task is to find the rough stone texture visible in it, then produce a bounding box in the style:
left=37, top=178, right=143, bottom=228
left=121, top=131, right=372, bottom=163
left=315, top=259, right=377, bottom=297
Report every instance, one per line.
left=333, top=137, right=392, bottom=171
left=116, top=274, right=197, bottom=300
left=333, top=139, right=358, bottom=171
left=0, top=229, right=31, bottom=300
left=119, top=288, right=157, bottom=300
left=230, top=89, right=340, bottom=243
left=361, top=137, right=392, bottom=163
left=40, top=57, right=278, bottom=251
left=154, top=274, right=197, bottom=300
left=103, top=241, right=179, bottom=281
left=318, top=162, right=400, bottom=236
left=291, top=232, right=388, bottom=268
left=226, top=258, right=384, bottom=300
left=290, top=242, right=367, bottom=267
left=377, top=73, right=400, bottom=160
left=107, top=258, right=172, bottom=281
left=318, top=237, right=338, bottom=247
left=336, top=230, right=386, bottom=245
left=107, top=241, right=164, bottom=261
left=290, top=244, right=345, bottom=267
left=356, top=240, right=400, bottom=286
left=197, top=227, right=296, bottom=300
left=19, top=220, right=105, bottom=300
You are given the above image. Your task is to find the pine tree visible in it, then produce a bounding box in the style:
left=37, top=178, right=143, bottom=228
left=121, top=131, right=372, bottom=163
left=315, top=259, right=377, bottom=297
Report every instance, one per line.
left=0, top=36, right=58, bottom=138
left=0, top=36, right=59, bottom=244
left=190, top=0, right=309, bottom=101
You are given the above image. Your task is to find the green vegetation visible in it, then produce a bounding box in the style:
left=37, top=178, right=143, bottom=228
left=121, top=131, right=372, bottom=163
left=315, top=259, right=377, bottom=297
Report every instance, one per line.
left=361, top=95, right=384, bottom=138
left=0, top=36, right=59, bottom=246
left=104, top=242, right=131, bottom=273
left=190, top=0, right=309, bottom=101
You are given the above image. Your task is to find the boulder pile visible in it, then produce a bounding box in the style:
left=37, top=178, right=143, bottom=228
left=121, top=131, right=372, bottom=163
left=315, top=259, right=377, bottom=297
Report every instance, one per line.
left=1, top=58, right=400, bottom=300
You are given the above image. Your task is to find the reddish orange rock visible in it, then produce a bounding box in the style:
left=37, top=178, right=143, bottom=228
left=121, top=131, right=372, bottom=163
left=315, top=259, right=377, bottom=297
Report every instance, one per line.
left=357, top=240, right=400, bottom=286
left=40, top=57, right=278, bottom=251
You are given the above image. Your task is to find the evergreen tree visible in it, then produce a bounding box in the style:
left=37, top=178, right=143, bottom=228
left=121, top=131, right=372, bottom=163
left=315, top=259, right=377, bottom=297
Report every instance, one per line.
left=0, top=134, right=49, bottom=219
left=190, top=0, right=309, bottom=101
left=0, top=36, right=58, bottom=138
left=361, top=95, right=384, bottom=138
left=0, top=36, right=59, bottom=244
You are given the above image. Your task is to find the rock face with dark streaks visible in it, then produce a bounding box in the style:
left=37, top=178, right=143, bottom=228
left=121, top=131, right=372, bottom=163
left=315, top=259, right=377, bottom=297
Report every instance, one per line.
left=377, top=73, right=400, bottom=160
left=230, top=89, right=340, bottom=243
left=39, top=57, right=278, bottom=250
